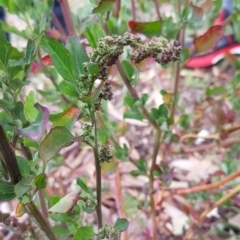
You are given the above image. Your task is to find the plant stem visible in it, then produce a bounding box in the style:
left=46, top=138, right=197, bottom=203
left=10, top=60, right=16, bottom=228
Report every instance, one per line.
left=184, top=184, right=240, bottom=240
left=52, top=12, right=68, bottom=40
left=114, top=0, right=121, bottom=18
left=175, top=170, right=240, bottom=195
left=131, top=0, right=136, bottom=21
left=38, top=190, right=49, bottom=219
left=115, top=60, right=159, bottom=129
left=59, top=0, right=75, bottom=35
left=90, top=109, right=103, bottom=228
left=149, top=128, right=161, bottom=240
left=25, top=201, right=57, bottom=240
left=153, top=0, right=162, bottom=20
left=0, top=125, right=21, bottom=184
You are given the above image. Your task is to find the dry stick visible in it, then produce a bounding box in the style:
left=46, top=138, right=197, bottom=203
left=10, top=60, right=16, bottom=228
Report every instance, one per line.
left=59, top=0, right=75, bottom=35
left=131, top=0, right=136, bottom=21
left=183, top=184, right=240, bottom=240
left=153, top=0, right=162, bottom=20
left=175, top=170, right=240, bottom=195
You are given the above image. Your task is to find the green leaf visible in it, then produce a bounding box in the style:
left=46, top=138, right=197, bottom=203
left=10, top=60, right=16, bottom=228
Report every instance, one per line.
left=0, top=99, right=14, bottom=111
left=124, top=95, right=137, bottom=108
left=58, top=81, right=79, bottom=98
left=53, top=107, right=81, bottom=131
left=12, top=101, right=27, bottom=125
left=0, top=22, right=11, bottom=67
left=121, top=60, right=135, bottom=79
left=34, top=173, right=47, bottom=189
left=24, top=33, right=43, bottom=80
left=0, top=111, right=12, bottom=125
left=85, top=27, right=97, bottom=48
left=17, top=156, right=30, bottom=177
left=140, top=93, right=148, bottom=106
left=206, top=86, right=226, bottom=97
left=0, top=180, right=16, bottom=201
left=77, top=226, right=95, bottom=240
left=39, top=126, right=74, bottom=161
left=66, top=35, right=89, bottom=79
left=180, top=48, right=190, bottom=63
left=24, top=91, right=38, bottom=122
left=14, top=177, right=33, bottom=198
left=87, top=62, right=99, bottom=75
left=128, top=20, right=162, bottom=37
left=82, top=206, right=95, bottom=214
left=92, top=0, right=115, bottom=15
left=48, top=189, right=81, bottom=213
left=130, top=170, right=145, bottom=177
left=114, top=218, right=129, bottom=232
left=124, top=109, right=143, bottom=120
left=76, top=178, right=90, bottom=194
left=114, top=144, right=128, bottom=161
left=136, top=158, right=147, bottom=173
left=158, top=104, right=168, bottom=118
left=52, top=225, right=69, bottom=237
left=41, top=36, right=75, bottom=82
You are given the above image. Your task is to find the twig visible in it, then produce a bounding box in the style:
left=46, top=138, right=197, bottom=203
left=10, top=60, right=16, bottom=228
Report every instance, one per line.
left=59, top=0, right=75, bottom=35
left=115, top=60, right=159, bottom=129
left=184, top=184, right=240, bottom=240
left=153, top=0, right=162, bottom=20
left=114, top=0, right=121, bottom=18
left=170, top=0, right=185, bottom=120
left=131, top=0, right=136, bottom=21
left=0, top=125, right=21, bottom=184
left=175, top=170, right=240, bottom=195
left=38, top=190, right=49, bottom=219
left=25, top=201, right=57, bottom=240
left=52, top=12, right=68, bottom=40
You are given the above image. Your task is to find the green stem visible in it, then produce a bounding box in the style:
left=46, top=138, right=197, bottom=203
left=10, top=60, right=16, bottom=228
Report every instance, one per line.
left=149, top=128, right=161, bottom=240
left=90, top=108, right=103, bottom=228
left=25, top=201, right=57, bottom=240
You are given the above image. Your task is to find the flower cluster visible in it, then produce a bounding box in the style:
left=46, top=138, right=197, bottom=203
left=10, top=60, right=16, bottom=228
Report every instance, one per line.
left=82, top=194, right=97, bottom=209
left=79, top=32, right=181, bottom=109
left=131, top=37, right=182, bottom=64
left=81, top=124, right=93, bottom=144
left=95, top=81, right=113, bottom=111
left=90, top=32, right=181, bottom=67
left=99, top=144, right=114, bottom=163
left=97, top=224, right=121, bottom=240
